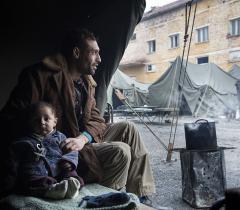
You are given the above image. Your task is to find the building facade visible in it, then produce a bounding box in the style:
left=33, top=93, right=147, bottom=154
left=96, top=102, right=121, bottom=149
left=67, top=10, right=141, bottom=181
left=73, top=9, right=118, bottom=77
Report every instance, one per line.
left=119, top=0, right=240, bottom=83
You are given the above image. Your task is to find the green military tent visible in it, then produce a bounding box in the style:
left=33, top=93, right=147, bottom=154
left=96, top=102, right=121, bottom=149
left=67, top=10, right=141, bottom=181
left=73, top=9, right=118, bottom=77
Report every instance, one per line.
left=107, top=69, right=151, bottom=109
left=148, top=56, right=239, bottom=117
left=229, top=64, right=240, bottom=80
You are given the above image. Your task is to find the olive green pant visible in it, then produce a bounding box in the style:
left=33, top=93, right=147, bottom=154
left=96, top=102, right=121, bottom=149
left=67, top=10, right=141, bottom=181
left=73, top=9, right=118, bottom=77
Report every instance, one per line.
left=92, top=121, right=156, bottom=196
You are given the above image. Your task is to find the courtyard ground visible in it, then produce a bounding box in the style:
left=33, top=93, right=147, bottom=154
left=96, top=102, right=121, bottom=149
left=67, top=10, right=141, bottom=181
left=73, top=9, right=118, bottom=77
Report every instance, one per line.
left=114, top=114, right=240, bottom=210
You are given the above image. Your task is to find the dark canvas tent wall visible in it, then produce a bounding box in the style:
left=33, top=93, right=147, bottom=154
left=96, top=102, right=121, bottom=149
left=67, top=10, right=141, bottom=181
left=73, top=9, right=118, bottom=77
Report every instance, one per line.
left=107, top=69, right=150, bottom=108
left=148, top=57, right=239, bottom=117
left=229, top=64, right=240, bottom=80
left=0, top=0, right=146, bottom=115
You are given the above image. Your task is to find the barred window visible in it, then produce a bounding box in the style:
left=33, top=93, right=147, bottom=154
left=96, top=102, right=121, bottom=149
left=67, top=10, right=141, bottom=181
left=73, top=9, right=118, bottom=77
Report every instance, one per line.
left=230, top=18, right=240, bottom=36
left=197, top=56, right=209, bottom=64
left=146, top=64, right=156, bottom=72
left=147, top=40, right=156, bottom=53
left=196, top=26, right=209, bottom=43
left=169, top=34, right=179, bottom=48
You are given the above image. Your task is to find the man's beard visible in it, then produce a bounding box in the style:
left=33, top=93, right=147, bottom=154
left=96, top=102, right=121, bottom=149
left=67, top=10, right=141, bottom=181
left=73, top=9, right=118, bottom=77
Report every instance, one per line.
left=88, top=66, right=96, bottom=75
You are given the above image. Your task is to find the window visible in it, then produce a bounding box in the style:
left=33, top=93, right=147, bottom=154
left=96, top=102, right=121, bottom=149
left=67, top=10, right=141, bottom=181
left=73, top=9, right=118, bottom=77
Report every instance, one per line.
left=197, top=56, right=209, bottom=64
left=230, top=18, right=240, bottom=36
left=229, top=50, right=240, bottom=62
left=196, top=26, right=209, bottom=43
left=131, top=33, right=136, bottom=40
left=146, top=64, right=156, bottom=72
left=169, top=34, right=179, bottom=48
left=147, top=40, right=156, bottom=53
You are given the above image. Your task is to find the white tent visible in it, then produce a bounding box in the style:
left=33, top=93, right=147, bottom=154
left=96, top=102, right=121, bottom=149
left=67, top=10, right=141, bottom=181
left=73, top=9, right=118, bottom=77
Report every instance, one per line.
left=107, top=69, right=151, bottom=108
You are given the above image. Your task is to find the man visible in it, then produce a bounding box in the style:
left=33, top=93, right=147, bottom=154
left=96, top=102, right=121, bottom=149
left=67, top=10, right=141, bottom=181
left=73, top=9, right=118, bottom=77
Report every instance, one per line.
left=0, top=28, right=155, bottom=206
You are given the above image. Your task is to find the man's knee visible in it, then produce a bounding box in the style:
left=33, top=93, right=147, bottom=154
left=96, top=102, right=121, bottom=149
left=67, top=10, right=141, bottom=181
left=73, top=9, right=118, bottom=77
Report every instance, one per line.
left=118, top=121, right=139, bottom=137
left=118, top=121, right=137, bottom=129
left=112, top=142, right=131, bottom=164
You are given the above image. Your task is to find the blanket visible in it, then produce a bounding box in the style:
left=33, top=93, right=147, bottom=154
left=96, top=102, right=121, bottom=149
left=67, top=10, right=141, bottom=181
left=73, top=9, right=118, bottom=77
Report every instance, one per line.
left=0, top=184, right=140, bottom=210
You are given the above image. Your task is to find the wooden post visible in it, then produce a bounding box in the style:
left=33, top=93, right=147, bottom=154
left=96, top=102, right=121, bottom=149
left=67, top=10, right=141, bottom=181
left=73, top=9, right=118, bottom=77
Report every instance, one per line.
left=166, top=143, right=174, bottom=162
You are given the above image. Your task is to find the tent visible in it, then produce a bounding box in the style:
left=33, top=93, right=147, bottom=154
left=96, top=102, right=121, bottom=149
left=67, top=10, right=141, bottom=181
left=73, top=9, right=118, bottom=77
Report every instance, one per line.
left=0, top=0, right=146, bottom=115
left=107, top=69, right=151, bottom=109
left=148, top=57, right=239, bottom=117
left=229, top=64, right=240, bottom=80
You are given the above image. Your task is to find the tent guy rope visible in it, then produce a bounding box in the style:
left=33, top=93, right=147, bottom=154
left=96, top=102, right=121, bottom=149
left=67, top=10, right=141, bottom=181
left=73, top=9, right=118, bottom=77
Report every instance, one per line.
left=114, top=89, right=169, bottom=151
left=112, top=0, right=198, bottom=160
left=165, top=0, right=198, bottom=161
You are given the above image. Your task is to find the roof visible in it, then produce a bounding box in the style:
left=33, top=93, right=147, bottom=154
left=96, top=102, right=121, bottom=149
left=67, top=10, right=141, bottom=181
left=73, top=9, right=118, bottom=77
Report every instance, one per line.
left=229, top=64, right=240, bottom=80
left=142, top=0, right=199, bottom=21
left=110, top=69, right=150, bottom=91
left=119, top=58, right=149, bottom=68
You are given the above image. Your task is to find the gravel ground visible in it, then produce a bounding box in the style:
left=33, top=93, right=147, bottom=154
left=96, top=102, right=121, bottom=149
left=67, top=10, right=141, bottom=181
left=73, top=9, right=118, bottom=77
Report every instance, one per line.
left=114, top=115, right=240, bottom=210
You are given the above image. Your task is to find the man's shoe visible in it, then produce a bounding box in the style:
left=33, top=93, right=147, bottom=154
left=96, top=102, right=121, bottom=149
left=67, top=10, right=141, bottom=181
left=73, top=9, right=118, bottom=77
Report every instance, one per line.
left=139, top=196, right=173, bottom=210
left=139, top=196, right=153, bottom=206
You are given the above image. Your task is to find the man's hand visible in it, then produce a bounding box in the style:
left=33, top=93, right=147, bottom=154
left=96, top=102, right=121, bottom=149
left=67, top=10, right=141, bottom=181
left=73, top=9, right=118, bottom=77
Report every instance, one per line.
left=61, top=135, right=88, bottom=153
left=114, top=89, right=126, bottom=101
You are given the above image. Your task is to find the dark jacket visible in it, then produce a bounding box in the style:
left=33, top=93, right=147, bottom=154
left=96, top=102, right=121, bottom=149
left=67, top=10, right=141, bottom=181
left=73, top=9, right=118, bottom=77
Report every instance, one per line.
left=12, top=130, right=78, bottom=178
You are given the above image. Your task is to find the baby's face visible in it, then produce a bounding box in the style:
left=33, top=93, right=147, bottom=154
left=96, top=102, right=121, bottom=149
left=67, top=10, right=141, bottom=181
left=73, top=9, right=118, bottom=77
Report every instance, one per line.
left=30, top=106, right=57, bottom=136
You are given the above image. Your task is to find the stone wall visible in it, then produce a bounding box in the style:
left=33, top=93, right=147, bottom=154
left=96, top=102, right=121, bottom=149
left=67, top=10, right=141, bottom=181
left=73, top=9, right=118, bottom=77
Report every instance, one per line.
left=120, top=0, right=240, bottom=83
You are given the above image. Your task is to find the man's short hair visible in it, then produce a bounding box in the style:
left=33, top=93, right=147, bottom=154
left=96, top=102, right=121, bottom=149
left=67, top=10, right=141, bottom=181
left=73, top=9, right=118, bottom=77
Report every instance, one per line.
left=61, top=28, right=97, bottom=57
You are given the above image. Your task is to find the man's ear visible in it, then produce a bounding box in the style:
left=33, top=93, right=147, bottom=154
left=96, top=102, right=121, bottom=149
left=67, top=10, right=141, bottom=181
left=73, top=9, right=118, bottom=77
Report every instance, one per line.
left=73, top=47, right=80, bottom=59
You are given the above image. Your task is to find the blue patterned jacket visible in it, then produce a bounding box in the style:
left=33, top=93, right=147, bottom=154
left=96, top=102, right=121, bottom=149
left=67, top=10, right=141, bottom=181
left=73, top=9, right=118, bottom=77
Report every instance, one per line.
left=12, top=130, right=78, bottom=178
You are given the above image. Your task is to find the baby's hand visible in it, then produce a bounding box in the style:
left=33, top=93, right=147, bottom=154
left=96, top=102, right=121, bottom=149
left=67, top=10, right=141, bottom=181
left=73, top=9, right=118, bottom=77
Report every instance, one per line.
left=59, top=160, right=73, bottom=171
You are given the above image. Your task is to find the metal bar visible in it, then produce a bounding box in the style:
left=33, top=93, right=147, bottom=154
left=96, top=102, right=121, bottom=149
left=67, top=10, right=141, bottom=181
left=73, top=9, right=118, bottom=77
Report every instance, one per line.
left=114, top=89, right=168, bottom=151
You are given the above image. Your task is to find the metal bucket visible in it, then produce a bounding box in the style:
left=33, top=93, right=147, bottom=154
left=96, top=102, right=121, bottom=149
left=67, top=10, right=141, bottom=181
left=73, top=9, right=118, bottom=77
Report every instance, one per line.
left=180, top=149, right=226, bottom=208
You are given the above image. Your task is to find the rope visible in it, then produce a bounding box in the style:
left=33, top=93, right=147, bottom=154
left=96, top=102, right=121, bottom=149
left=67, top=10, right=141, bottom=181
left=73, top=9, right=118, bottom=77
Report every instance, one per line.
left=167, top=0, right=198, bottom=154
left=110, top=0, right=198, bottom=155
left=114, top=88, right=168, bottom=151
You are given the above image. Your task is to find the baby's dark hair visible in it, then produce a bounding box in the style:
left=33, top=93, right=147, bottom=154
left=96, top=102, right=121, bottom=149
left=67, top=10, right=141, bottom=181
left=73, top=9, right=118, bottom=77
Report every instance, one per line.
left=27, top=101, right=57, bottom=121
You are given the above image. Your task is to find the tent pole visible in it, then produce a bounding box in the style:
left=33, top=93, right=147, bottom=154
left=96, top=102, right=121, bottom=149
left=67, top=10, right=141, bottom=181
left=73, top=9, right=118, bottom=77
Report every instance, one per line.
left=166, top=143, right=174, bottom=162
left=167, top=59, right=179, bottom=108
left=194, top=63, right=211, bottom=116
left=166, top=0, right=198, bottom=162
left=114, top=88, right=169, bottom=151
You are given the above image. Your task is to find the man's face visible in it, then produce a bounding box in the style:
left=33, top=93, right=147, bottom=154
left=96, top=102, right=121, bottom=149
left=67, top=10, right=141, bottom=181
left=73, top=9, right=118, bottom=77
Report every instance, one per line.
left=30, top=106, right=57, bottom=136
left=78, top=39, right=101, bottom=75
